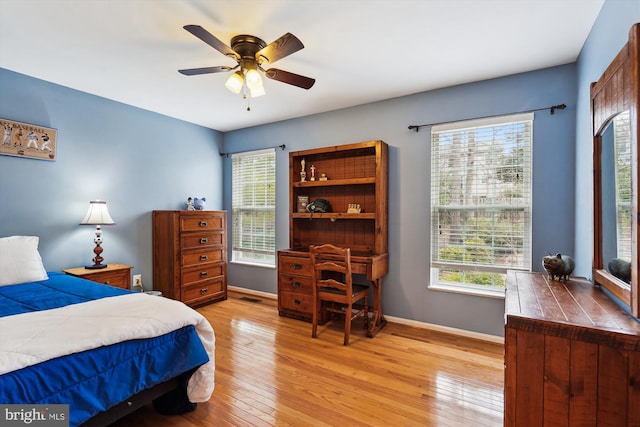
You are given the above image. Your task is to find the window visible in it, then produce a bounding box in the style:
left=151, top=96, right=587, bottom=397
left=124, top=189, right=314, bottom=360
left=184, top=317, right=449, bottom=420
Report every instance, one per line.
left=430, top=113, right=533, bottom=296
left=232, top=148, right=276, bottom=266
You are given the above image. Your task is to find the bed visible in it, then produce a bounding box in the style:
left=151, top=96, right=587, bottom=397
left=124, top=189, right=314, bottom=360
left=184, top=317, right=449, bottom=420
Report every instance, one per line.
left=0, top=236, right=215, bottom=426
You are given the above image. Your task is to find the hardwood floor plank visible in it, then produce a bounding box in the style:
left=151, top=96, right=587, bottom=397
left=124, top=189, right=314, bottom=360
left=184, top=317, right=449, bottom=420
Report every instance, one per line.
left=111, top=291, right=504, bottom=426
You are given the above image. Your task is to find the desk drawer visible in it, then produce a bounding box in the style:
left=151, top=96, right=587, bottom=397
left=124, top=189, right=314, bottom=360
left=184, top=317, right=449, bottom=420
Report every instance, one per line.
left=279, top=274, right=313, bottom=294
left=279, top=255, right=313, bottom=277
left=279, top=291, right=313, bottom=314
left=182, top=249, right=224, bottom=268
left=182, top=264, right=225, bottom=286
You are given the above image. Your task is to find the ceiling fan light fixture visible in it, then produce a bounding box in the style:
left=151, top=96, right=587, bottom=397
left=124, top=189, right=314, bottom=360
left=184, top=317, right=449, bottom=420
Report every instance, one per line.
left=180, top=26, right=315, bottom=105
left=249, top=84, right=266, bottom=98
left=245, top=69, right=262, bottom=88
left=225, top=71, right=244, bottom=94
left=244, top=68, right=265, bottom=97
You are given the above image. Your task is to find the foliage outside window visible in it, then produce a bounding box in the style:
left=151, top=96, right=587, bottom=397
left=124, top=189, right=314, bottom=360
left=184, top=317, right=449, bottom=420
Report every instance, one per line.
left=430, top=113, right=533, bottom=295
left=232, top=148, right=276, bottom=266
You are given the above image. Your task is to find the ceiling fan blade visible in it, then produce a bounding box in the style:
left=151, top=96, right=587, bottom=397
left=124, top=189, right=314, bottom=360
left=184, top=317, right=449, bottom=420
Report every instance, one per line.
left=265, top=68, right=315, bottom=89
left=183, top=25, right=238, bottom=59
left=256, top=33, right=304, bottom=64
left=178, top=66, right=233, bottom=76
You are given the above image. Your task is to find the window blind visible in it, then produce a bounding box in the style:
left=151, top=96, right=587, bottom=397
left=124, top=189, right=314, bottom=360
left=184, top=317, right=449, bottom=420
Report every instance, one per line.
left=430, top=113, right=533, bottom=289
left=231, top=148, right=276, bottom=266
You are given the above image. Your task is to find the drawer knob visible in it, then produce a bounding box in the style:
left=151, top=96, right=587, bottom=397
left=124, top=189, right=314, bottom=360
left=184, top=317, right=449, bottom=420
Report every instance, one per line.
left=293, top=263, right=302, bottom=270
left=294, top=299, right=302, bottom=305
left=200, top=271, right=208, bottom=278
left=293, top=281, right=302, bottom=288
left=199, top=221, right=208, bottom=227
left=200, top=255, right=208, bottom=261
left=105, top=281, right=110, bottom=285
left=200, top=288, right=208, bottom=295
left=200, top=237, right=208, bottom=244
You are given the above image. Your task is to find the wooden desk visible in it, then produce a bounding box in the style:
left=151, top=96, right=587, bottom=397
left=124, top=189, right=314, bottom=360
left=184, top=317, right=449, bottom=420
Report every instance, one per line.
left=278, top=248, right=388, bottom=337
left=504, top=270, right=640, bottom=426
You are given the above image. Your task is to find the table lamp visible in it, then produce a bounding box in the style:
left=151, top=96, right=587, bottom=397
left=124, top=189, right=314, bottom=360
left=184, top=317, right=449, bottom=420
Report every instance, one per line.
left=80, top=200, right=116, bottom=269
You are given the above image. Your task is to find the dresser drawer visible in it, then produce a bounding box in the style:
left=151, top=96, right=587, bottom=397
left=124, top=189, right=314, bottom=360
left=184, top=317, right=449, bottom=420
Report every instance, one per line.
left=279, top=291, right=313, bottom=314
left=182, top=264, right=225, bottom=286
left=181, top=232, right=223, bottom=250
left=279, top=274, right=313, bottom=294
left=182, top=249, right=224, bottom=268
left=182, top=278, right=225, bottom=303
left=181, top=215, right=224, bottom=232
left=278, top=255, right=313, bottom=277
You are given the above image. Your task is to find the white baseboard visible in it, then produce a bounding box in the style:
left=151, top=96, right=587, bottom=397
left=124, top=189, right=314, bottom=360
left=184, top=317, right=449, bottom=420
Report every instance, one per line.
left=229, top=285, right=277, bottom=300
left=384, top=314, right=504, bottom=344
left=228, top=285, right=504, bottom=344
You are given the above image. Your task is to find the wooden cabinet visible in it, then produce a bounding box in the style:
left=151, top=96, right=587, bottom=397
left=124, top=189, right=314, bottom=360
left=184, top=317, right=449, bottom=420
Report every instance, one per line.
left=64, top=263, right=132, bottom=290
left=278, top=140, right=389, bottom=322
left=152, top=210, right=227, bottom=307
left=504, top=270, right=640, bottom=426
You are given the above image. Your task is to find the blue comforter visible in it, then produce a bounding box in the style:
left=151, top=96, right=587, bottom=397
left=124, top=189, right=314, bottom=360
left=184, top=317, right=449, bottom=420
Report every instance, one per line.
left=0, top=273, right=210, bottom=426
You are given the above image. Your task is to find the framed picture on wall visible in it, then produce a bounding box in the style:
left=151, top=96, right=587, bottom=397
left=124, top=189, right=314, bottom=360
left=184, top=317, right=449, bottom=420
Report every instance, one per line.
left=0, top=118, right=57, bottom=161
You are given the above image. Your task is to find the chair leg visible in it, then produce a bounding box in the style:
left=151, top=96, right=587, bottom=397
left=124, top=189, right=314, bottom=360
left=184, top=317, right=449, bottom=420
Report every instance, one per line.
left=344, top=302, right=352, bottom=345
left=363, top=295, right=369, bottom=329
left=312, top=297, right=318, bottom=339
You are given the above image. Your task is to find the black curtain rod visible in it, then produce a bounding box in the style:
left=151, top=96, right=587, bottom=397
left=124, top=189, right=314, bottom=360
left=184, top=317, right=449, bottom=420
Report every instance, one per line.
left=220, top=144, right=286, bottom=157
left=407, top=104, right=566, bottom=132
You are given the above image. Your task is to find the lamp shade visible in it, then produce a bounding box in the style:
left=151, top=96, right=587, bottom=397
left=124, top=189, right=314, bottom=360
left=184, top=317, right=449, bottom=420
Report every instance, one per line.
left=80, top=200, right=116, bottom=225
left=225, top=71, right=244, bottom=94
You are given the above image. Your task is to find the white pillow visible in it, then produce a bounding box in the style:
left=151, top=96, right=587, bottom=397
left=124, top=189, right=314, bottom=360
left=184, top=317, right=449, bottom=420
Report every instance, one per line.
left=0, top=236, right=49, bottom=286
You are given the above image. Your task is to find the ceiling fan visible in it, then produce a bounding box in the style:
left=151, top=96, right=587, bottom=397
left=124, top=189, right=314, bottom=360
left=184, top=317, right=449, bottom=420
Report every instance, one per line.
left=179, top=25, right=315, bottom=99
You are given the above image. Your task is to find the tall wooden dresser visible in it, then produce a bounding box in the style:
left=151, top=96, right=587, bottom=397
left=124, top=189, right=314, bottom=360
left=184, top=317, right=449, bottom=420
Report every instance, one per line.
left=504, top=270, right=640, bottom=426
left=152, top=210, right=227, bottom=307
left=278, top=140, right=389, bottom=336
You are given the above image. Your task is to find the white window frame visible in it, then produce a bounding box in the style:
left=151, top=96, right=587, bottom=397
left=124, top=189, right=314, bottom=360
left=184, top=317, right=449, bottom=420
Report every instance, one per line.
left=429, top=113, right=533, bottom=297
left=231, top=148, right=276, bottom=267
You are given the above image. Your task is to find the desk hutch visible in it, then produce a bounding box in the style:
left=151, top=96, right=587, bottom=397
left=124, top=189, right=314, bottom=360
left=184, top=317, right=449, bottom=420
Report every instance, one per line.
left=277, top=140, right=389, bottom=336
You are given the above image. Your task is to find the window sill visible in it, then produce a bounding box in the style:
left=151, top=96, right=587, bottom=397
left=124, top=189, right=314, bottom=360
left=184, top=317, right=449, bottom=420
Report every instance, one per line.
left=428, top=282, right=505, bottom=299
left=230, top=260, right=276, bottom=269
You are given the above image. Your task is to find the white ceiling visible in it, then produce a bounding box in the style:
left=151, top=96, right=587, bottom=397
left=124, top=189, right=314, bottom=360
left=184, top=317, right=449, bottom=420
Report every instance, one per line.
left=0, top=0, right=603, bottom=132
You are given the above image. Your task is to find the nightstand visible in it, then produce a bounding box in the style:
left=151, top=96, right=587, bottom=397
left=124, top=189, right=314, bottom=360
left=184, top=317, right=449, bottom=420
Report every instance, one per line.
left=64, top=263, right=133, bottom=290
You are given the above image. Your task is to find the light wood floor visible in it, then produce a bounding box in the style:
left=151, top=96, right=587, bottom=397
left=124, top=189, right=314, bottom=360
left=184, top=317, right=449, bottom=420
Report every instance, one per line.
left=112, top=291, right=505, bottom=426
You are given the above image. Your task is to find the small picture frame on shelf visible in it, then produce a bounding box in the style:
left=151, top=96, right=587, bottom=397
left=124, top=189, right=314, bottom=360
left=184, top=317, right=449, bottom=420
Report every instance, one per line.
left=297, top=195, right=309, bottom=213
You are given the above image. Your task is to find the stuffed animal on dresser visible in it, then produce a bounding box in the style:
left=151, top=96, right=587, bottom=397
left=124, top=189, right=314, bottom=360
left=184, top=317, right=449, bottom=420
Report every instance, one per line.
left=193, top=197, right=206, bottom=210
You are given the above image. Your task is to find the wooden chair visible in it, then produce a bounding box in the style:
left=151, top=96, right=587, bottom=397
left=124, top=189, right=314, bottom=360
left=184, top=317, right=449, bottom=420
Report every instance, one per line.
left=309, top=244, right=369, bottom=345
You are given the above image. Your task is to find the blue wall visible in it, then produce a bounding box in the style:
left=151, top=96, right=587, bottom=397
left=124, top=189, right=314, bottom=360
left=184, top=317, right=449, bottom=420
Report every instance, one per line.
left=574, top=1, right=640, bottom=279
left=224, top=63, right=578, bottom=337
left=0, top=69, right=224, bottom=289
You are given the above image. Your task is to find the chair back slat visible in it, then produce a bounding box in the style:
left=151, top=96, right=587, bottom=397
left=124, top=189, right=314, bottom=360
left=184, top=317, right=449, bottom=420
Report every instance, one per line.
left=318, top=278, right=346, bottom=290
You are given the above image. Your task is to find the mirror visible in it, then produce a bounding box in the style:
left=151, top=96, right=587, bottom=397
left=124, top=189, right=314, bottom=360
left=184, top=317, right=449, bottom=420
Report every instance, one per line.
left=600, top=112, right=631, bottom=283
left=592, top=23, right=639, bottom=317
